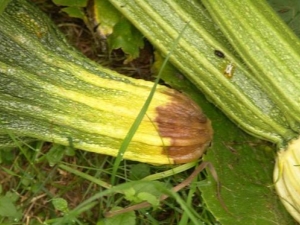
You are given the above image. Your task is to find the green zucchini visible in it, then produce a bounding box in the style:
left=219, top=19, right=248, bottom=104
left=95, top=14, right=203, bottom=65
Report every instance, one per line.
left=108, top=0, right=296, bottom=146
left=202, top=0, right=300, bottom=132
left=109, top=0, right=300, bottom=221
left=201, top=1, right=300, bottom=222
left=0, top=0, right=213, bottom=164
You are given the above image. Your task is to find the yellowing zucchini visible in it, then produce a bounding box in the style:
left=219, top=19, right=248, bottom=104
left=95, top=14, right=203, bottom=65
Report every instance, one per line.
left=0, top=0, right=213, bottom=164
left=108, top=0, right=300, bottom=221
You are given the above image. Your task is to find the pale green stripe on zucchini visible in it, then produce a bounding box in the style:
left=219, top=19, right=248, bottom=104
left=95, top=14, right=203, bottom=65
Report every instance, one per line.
left=109, top=0, right=296, bottom=145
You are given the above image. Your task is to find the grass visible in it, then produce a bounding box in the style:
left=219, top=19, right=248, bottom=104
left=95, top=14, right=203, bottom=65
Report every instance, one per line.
left=0, top=141, right=217, bottom=224
left=0, top=1, right=218, bottom=224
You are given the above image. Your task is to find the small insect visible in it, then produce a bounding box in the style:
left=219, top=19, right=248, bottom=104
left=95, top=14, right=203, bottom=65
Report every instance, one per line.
left=214, top=49, right=225, bottom=58
left=224, top=62, right=234, bottom=78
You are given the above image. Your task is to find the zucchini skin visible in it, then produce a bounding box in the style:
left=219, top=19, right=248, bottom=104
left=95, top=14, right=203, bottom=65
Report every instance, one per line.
left=0, top=0, right=213, bottom=164
left=201, top=0, right=300, bottom=132
left=108, top=0, right=296, bottom=145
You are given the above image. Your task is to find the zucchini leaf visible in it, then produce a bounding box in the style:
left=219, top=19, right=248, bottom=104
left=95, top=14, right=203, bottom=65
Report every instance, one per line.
left=92, top=0, right=122, bottom=37
left=106, top=18, right=144, bottom=63
left=268, top=0, right=300, bottom=37
left=52, top=0, right=87, bottom=7
left=91, top=0, right=144, bottom=63
left=52, top=0, right=87, bottom=20
left=61, top=6, right=86, bottom=20
left=154, top=55, right=295, bottom=224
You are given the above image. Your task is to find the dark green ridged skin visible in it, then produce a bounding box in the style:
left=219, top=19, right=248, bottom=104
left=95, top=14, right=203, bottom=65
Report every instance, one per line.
left=109, top=0, right=298, bottom=146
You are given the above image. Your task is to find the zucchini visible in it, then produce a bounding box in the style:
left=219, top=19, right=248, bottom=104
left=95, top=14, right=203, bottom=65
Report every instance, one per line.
left=109, top=0, right=300, bottom=221
left=0, top=0, right=213, bottom=164
left=201, top=1, right=300, bottom=222
left=108, top=0, right=296, bottom=146
left=202, top=0, right=300, bottom=132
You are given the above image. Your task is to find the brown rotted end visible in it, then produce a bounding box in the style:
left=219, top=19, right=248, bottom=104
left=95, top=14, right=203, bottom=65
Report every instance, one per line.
left=155, top=90, right=213, bottom=164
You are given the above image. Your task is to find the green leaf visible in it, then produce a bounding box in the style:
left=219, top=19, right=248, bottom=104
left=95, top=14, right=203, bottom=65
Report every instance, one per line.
left=129, top=164, right=151, bottom=180
left=200, top=124, right=293, bottom=224
left=5, top=191, right=19, bottom=202
left=61, top=6, right=85, bottom=20
left=46, top=144, right=67, bottom=166
left=52, top=198, right=69, bottom=213
left=52, top=0, right=87, bottom=7
left=122, top=181, right=163, bottom=207
left=156, top=58, right=295, bottom=224
left=107, top=18, right=144, bottom=63
left=268, top=0, right=300, bottom=37
left=97, top=207, right=135, bottom=225
left=137, top=192, right=160, bottom=208
left=93, top=0, right=122, bottom=36
left=0, top=148, right=14, bottom=164
left=92, top=0, right=144, bottom=62
left=0, top=0, right=11, bottom=15
left=0, top=193, right=21, bottom=219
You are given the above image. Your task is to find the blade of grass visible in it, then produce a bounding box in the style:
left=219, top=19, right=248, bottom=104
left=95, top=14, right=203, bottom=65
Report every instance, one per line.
left=0, top=0, right=11, bottom=14
left=142, top=161, right=197, bottom=181
left=111, top=21, right=190, bottom=185
left=179, top=176, right=198, bottom=225
left=0, top=124, right=40, bottom=174
left=58, top=163, right=112, bottom=189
